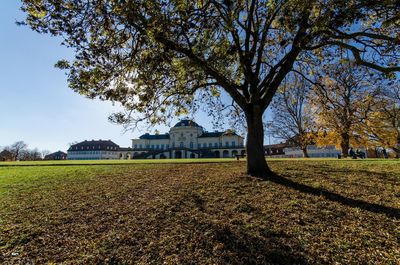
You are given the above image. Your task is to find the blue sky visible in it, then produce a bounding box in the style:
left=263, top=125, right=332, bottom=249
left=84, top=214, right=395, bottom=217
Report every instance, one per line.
left=0, top=2, right=274, bottom=152
left=0, top=2, right=201, bottom=152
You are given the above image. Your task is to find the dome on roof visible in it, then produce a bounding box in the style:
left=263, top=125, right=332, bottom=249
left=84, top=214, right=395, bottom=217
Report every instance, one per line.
left=173, top=119, right=201, bottom=128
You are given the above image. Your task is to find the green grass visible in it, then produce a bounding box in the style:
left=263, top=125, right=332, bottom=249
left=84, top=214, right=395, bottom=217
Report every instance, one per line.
left=0, top=158, right=235, bottom=166
left=0, top=159, right=399, bottom=264
left=1, top=157, right=398, bottom=167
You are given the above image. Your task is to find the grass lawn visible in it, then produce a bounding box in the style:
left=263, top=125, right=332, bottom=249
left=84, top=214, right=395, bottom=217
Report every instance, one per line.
left=0, top=158, right=236, bottom=167
left=0, top=159, right=399, bottom=264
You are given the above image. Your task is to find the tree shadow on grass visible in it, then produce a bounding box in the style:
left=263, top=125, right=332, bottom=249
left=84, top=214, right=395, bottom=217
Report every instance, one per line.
left=265, top=173, right=400, bottom=219
left=198, top=221, right=315, bottom=265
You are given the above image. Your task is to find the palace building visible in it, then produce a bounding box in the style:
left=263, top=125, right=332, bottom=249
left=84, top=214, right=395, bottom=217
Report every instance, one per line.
left=131, top=120, right=245, bottom=159
left=67, top=120, right=245, bottom=160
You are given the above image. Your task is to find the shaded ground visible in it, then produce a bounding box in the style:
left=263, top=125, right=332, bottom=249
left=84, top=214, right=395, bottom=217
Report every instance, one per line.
left=0, top=160, right=399, bottom=264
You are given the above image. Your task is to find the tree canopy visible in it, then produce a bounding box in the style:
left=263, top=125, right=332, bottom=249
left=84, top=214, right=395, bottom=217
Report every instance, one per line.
left=21, top=0, right=400, bottom=176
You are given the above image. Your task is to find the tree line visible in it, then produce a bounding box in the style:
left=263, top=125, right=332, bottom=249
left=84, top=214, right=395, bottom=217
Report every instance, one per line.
left=270, top=54, right=399, bottom=158
left=0, top=141, right=50, bottom=161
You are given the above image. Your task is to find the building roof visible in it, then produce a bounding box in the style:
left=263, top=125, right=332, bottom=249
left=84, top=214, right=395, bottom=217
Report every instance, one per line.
left=68, top=140, right=120, bottom=151
left=48, top=151, right=67, bottom=156
left=173, top=119, right=201, bottom=128
left=264, top=143, right=287, bottom=149
left=44, top=151, right=67, bottom=159
left=198, top=131, right=224, bottom=138
left=139, top=133, right=170, bottom=140
left=199, top=130, right=241, bottom=138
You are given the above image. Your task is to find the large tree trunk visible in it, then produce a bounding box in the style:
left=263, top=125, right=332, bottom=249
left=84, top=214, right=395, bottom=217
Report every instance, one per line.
left=395, top=134, right=400, bottom=158
left=391, top=147, right=400, bottom=159
left=301, top=146, right=309, bottom=158
left=340, top=133, right=350, bottom=158
left=245, top=105, right=272, bottom=178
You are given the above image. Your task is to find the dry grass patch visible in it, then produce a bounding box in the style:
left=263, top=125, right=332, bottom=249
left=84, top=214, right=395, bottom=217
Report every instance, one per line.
left=0, top=160, right=399, bottom=264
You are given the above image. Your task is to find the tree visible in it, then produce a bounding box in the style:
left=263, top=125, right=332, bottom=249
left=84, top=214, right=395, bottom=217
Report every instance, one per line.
left=309, top=60, right=380, bottom=157
left=41, top=149, right=51, bottom=159
left=270, top=74, right=313, bottom=157
left=0, top=147, right=14, bottom=161
left=364, top=83, right=400, bottom=157
left=20, top=148, right=42, bottom=161
left=9, top=141, right=28, bottom=161
left=21, top=0, right=400, bottom=177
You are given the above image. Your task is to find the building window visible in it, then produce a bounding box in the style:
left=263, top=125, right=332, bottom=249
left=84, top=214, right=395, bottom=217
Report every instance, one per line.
left=166, top=144, right=169, bottom=149
left=139, top=144, right=142, bottom=149
left=190, top=142, right=193, bottom=148
left=134, top=144, right=137, bottom=149
left=203, top=143, right=207, bottom=148
left=151, top=145, right=154, bottom=149
left=146, top=145, right=150, bottom=149
left=180, top=142, right=184, bottom=148
left=161, top=144, right=164, bottom=149
left=156, top=145, right=159, bottom=149
left=232, top=141, right=235, bottom=147
left=214, top=143, right=218, bottom=147
left=225, top=142, right=229, bottom=147
left=209, top=143, right=212, bottom=147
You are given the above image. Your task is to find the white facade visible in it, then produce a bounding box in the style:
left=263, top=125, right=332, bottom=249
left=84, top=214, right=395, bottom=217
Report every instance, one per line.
left=68, top=150, right=119, bottom=160
left=131, top=120, right=245, bottom=159
left=67, top=140, right=121, bottom=160
left=283, top=145, right=368, bottom=158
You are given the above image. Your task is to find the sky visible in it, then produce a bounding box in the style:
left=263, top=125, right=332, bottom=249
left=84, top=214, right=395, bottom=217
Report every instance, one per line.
left=0, top=2, right=273, bottom=153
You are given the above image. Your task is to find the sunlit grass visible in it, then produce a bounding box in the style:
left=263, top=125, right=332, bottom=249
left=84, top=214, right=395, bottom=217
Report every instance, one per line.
left=0, top=160, right=399, bottom=263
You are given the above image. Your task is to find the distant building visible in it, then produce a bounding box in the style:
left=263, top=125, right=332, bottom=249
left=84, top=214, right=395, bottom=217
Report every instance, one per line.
left=283, top=145, right=340, bottom=158
left=264, top=143, right=286, bottom=156
left=44, top=151, right=67, bottom=160
left=131, top=119, right=245, bottom=159
left=67, top=140, right=121, bottom=160
left=0, top=150, right=14, bottom=161
left=283, top=145, right=369, bottom=158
